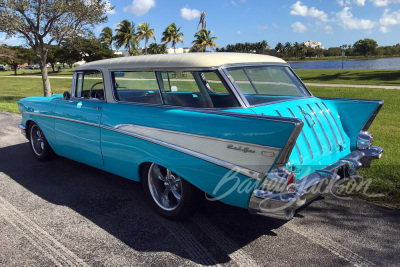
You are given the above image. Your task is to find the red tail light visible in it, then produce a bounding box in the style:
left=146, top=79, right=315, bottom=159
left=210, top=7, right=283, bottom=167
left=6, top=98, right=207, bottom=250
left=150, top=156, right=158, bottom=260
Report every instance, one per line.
left=286, top=172, right=296, bottom=193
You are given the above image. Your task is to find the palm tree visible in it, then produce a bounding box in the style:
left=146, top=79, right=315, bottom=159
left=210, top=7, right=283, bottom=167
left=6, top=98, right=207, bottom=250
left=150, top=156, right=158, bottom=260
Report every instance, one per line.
left=161, top=23, right=184, bottom=53
left=148, top=43, right=168, bottom=54
left=192, top=29, right=218, bottom=52
left=284, top=42, right=292, bottom=57
left=114, top=20, right=139, bottom=56
left=293, top=42, right=300, bottom=58
left=275, top=42, right=284, bottom=57
left=136, top=22, right=156, bottom=55
left=99, top=27, right=114, bottom=49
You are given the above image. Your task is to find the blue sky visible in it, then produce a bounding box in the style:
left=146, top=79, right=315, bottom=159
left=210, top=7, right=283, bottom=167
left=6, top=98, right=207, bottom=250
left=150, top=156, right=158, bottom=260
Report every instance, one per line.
left=2, top=0, right=400, bottom=49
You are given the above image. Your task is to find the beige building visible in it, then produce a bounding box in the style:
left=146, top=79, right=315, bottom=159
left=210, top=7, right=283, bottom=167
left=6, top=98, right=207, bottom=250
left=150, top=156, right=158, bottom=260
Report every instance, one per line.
left=303, top=40, right=324, bottom=49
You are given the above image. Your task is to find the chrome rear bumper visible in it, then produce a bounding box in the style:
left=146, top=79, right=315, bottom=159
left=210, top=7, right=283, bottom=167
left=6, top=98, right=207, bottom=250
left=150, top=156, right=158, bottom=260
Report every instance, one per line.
left=248, top=146, right=383, bottom=220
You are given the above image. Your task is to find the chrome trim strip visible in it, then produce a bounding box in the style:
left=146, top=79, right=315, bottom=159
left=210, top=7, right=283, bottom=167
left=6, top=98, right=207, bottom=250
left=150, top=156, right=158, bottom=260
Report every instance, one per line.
left=307, top=104, right=332, bottom=151
left=184, top=108, right=303, bottom=125
left=322, top=102, right=345, bottom=144
left=276, top=110, right=303, bottom=163
left=24, top=112, right=100, bottom=127
left=315, top=102, right=339, bottom=147
left=288, top=107, right=313, bottom=159
left=299, top=105, right=323, bottom=154
left=104, top=125, right=265, bottom=182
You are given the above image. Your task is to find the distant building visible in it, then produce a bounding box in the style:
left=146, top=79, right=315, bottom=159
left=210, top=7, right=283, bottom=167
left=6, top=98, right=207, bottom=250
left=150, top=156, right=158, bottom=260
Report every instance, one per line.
left=303, top=40, right=324, bottom=49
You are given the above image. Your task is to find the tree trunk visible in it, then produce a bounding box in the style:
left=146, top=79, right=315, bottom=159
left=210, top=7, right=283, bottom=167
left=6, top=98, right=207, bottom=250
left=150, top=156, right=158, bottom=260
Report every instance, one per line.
left=51, top=63, right=55, bottom=73
left=40, top=61, right=52, bottom=97
left=145, top=39, right=148, bottom=55
left=13, top=64, right=17, bottom=76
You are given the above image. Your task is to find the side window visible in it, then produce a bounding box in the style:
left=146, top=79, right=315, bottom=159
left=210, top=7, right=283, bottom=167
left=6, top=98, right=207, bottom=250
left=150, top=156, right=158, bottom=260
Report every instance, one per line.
left=161, top=72, right=200, bottom=93
left=157, top=71, right=240, bottom=108
left=112, top=71, right=162, bottom=104
left=75, top=70, right=104, bottom=100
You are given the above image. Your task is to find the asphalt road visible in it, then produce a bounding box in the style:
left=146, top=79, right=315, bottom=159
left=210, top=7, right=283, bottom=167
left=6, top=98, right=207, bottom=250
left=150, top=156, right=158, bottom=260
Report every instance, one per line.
left=1, top=111, right=399, bottom=267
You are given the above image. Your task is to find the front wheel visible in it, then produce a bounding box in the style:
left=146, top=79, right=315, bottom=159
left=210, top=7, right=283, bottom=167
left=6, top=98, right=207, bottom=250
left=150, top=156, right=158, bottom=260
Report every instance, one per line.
left=142, top=163, right=199, bottom=220
left=28, top=122, right=56, bottom=161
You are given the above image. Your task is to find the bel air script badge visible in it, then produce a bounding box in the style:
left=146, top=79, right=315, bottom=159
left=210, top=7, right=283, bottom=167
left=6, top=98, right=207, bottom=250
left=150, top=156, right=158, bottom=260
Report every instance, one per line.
left=227, top=144, right=255, bottom=153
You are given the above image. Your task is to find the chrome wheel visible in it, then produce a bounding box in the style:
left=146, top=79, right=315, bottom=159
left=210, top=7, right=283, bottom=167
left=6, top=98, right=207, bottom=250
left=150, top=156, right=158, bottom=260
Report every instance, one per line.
left=148, top=163, right=182, bottom=211
left=30, top=124, right=45, bottom=156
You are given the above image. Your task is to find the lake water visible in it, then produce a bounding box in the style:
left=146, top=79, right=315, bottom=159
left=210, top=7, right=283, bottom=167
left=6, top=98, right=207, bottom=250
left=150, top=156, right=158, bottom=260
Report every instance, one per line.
left=290, top=57, right=400, bottom=69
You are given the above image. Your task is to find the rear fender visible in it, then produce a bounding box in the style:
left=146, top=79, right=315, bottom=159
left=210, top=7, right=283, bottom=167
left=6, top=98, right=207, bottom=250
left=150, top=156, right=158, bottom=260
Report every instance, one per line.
left=320, top=97, right=383, bottom=150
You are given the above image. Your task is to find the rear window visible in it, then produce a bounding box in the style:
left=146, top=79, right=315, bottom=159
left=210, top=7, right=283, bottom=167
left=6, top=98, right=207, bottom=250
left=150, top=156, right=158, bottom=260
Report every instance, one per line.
left=228, top=66, right=310, bottom=105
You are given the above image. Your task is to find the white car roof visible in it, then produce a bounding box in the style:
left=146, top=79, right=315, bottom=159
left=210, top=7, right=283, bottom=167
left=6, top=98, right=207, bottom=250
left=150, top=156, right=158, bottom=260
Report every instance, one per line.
left=76, top=52, right=287, bottom=71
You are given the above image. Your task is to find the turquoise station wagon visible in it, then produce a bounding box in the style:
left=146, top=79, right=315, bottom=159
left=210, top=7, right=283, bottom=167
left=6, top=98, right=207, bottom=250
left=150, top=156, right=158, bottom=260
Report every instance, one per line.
left=18, top=53, right=383, bottom=220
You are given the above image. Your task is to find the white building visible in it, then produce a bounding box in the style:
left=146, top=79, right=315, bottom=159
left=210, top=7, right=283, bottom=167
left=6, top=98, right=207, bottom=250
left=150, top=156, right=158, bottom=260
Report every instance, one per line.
left=303, top=40, right=324, bottom=49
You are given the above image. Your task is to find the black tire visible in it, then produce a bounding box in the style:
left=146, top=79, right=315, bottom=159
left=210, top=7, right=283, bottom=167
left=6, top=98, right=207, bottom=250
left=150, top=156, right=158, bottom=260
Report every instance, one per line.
left=28, top=122, right=56, bottom=161
left=142, top=163, right=200, bottom=220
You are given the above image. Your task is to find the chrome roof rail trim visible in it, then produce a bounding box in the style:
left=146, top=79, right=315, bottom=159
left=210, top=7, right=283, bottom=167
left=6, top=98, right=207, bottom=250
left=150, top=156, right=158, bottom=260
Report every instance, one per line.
left=288, top=107, right=313, bottom=159
left=322, top=102, right=345, bottom=144
left=276, top=110, right=303, bottom=163
left=307, top=104, right=332, bottom=152
left=315, top=102, right=339, bottom=147
left=299, top=105, right=323, bottom=154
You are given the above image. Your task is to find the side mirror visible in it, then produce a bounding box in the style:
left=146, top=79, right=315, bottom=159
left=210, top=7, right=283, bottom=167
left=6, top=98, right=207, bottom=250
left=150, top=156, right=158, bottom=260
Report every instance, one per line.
left=63, top=91, right=71, bottom=100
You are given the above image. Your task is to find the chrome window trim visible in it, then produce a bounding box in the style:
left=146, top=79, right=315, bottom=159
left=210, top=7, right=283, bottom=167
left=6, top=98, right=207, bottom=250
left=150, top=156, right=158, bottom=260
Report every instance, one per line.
left=71, top=69, right=107, bottom=103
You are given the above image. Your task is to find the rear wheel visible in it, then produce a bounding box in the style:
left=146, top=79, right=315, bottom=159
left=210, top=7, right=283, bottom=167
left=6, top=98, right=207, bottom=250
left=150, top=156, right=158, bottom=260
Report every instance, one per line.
left=28, top=122, right=55, bottom=161
left=142, top=163, right=199, bottom=220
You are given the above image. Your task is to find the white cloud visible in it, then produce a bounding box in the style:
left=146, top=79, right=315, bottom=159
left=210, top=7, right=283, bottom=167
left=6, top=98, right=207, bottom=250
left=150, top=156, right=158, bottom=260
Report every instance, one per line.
left=371, top=0, right=400, bottom=7
left=337, top=0, right=351, bottom=5
left=272, top=23, right=279, bottom=29
left=104, top=1, right=116, bottom=14
left=290, top=1, right=328, bottom=21
left=237, top=30, right=241, bottom=34
left=379, top=8, right=400, bottom=32
left=337, top=0, right=365, bottom=6
left=336, top=7, right=376, bottom=29
left=354, top=0, right=366, bottom=5
left=292, top=21, right=307, bottom=32
left=180, top=7, right=201, bottom=20
left=324, top=25, right=334, bottom=34
left=257, top=25, right=269, bottom=30
left=123, top=0, right=156, bottom=16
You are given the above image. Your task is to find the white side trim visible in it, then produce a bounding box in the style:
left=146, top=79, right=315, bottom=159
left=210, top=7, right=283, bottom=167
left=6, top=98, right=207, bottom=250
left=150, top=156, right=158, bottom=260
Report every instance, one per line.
left=115, top=124, right=281, bottom=176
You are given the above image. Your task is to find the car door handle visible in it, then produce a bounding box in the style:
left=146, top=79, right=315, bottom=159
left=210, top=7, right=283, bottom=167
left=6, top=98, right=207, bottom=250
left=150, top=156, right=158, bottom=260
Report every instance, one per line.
left=92, top=106, right=102, bottom=110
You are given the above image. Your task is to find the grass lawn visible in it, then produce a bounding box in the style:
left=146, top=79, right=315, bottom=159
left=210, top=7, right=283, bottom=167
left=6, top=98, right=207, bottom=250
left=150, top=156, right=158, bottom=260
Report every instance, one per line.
left=0, top=74, right=398, bottom=208
left=0, top=77, right=71, bottom=113
left=0, top=68, right=75, bottom=77
left=309, top=86, right=400, bottom=208
left=295, top=69, right=400, bottom=86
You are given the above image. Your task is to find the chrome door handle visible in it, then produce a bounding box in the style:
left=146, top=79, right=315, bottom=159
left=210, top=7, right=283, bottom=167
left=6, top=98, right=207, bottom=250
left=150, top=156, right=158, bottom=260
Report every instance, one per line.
left=92, top=106, right=101, bottom=110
